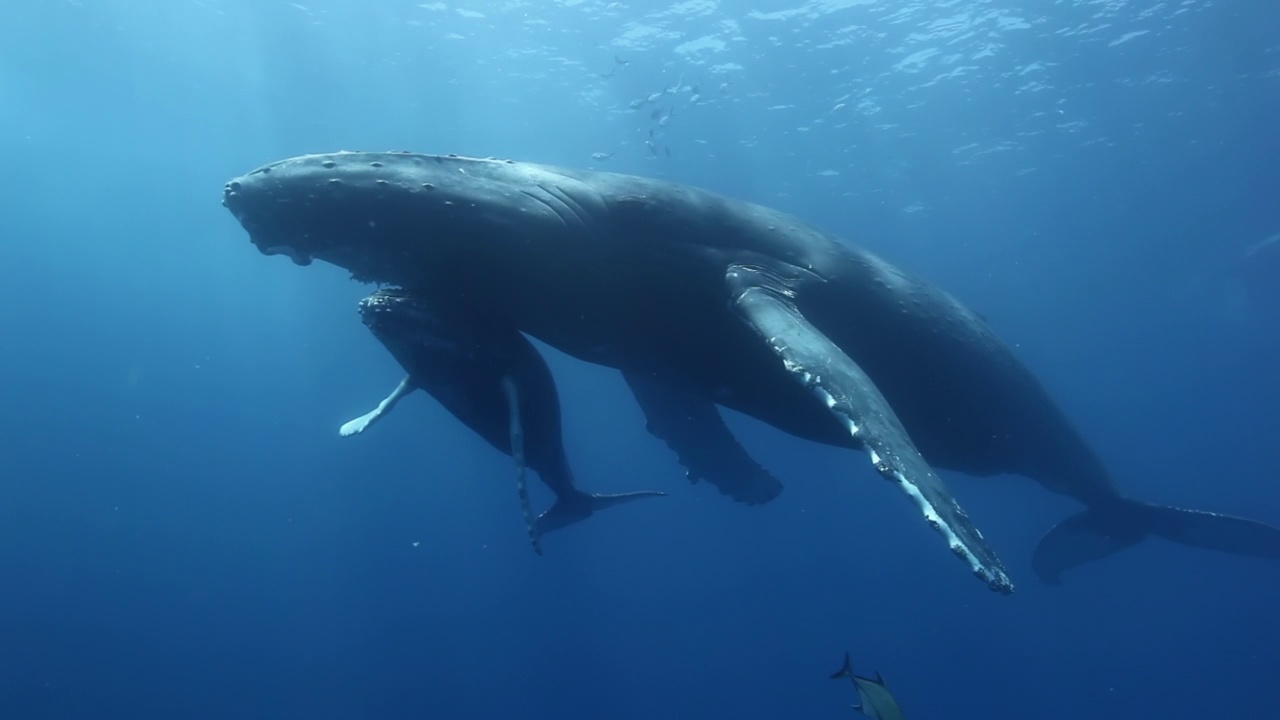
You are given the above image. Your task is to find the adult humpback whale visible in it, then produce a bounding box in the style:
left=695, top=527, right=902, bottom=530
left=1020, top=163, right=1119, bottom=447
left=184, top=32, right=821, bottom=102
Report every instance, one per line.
left=340, top=288, right=666, bottom=548
left=222, top=151, right=1280, bottom=593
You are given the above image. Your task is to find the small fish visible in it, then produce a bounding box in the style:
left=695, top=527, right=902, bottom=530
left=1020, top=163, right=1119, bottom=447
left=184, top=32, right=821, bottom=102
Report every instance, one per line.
left=599, top=55, right=629, bottom=79
left=590, top=152, right=615, bottom=161
left=830, top=653, right=905, bottom=719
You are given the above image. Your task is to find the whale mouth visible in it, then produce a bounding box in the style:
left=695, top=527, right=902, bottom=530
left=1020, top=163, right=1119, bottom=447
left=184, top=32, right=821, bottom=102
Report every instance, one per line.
left=262, top=245, right=313, bottom=266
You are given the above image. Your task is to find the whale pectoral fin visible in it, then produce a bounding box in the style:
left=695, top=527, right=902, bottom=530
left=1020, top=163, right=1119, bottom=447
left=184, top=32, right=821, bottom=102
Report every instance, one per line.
left=339, top=376, right=417, bottom=437
left=623, top=371, right=783, bottom=505
left=726, top=264, right=1013, bottom=594
left=500, top=373, right=544, bottom=556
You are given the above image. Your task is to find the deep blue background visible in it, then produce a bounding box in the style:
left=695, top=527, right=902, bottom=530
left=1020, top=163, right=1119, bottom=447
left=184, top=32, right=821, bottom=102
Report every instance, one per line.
left=2, top=0, right=1278, bottom=717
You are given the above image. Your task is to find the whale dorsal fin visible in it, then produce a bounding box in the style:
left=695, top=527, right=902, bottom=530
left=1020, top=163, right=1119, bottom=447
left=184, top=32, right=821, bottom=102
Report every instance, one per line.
left=726, top=263, right=1013, bottom=594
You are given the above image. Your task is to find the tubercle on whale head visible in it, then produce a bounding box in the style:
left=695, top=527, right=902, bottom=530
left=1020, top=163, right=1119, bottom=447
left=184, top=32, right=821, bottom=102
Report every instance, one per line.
left=220, top=151, right=542, bottom=287
left=356, top=288, right=442, bottom=332
left=355, top=287, right=479, bottom=360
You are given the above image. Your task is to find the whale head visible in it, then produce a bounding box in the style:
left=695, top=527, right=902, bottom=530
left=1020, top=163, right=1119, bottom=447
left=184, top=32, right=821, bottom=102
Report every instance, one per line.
left=221, top=151, right=574, bottom=289
left=355, top=287, right=493, bottom=364
left=357, top=288, right=442, bottom=337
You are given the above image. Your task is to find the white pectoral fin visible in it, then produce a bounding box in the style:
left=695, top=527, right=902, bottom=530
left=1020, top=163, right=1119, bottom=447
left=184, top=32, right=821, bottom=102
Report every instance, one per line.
left=726, top=264, right=1013, bottom=594
left=339, top=376, right=416, bottom=437
left=339, top=409, right=381, bottom=437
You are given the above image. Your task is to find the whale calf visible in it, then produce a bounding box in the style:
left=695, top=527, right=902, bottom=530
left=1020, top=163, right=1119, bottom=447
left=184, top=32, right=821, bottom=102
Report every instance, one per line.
left=341, top=288, right=665, bottom=548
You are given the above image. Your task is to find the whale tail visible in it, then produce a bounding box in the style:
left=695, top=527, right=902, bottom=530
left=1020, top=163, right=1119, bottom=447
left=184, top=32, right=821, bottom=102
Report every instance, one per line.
left=534, top=489, right=667, bottom=539
left=1033, top=498, right=1280, bottom=584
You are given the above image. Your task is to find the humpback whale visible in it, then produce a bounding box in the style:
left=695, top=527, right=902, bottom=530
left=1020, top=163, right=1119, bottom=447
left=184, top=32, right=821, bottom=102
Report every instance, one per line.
left=222, top=151, right=1280, bottom=592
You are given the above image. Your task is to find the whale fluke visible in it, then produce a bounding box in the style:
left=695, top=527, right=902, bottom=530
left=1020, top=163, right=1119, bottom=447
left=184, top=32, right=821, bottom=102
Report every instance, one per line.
left=1033, top=498, right=1280, bottom=583
left=535, top=489, right=668, bottom=538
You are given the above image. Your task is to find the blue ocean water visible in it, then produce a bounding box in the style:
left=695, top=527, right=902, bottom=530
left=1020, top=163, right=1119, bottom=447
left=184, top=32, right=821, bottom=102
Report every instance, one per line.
left=2, top=0, right=1278, bottom=717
